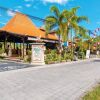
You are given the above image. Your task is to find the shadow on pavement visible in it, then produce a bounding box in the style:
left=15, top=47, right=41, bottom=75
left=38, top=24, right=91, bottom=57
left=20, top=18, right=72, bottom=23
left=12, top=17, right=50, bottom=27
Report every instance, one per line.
left=93, top=59, right=100, bottom=62
left=0, top=60, right=38, bottom=72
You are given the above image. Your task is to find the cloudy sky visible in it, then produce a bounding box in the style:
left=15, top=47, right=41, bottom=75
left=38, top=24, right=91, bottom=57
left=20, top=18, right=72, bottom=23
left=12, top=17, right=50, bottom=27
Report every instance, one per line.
left=0, top=0, right=100, bottom=32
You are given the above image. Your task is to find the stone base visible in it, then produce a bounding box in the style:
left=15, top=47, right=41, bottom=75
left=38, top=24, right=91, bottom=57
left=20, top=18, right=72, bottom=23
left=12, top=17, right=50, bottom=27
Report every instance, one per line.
left=31, top=62, right=45, bottom=65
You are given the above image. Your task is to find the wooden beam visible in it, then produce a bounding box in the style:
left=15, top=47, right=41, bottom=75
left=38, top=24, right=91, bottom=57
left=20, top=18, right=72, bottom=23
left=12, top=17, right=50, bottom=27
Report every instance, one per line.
left=4, top=34, right=7, bottom=53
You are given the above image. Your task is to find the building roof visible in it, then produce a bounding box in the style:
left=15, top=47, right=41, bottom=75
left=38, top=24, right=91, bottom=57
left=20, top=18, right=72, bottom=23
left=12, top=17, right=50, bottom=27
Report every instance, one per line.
left=1, top=13, right=58, bottom=40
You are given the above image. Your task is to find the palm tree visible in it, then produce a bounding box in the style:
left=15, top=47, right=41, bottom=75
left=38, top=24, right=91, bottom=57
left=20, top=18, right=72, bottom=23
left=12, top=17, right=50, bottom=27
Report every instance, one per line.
left=62, top=7, right=89, bottom=41
left=45, top=6, right=89, bottom=54
left=45, top=6, right=64, bottom=50
left=60, top=7, right=89, bottom=59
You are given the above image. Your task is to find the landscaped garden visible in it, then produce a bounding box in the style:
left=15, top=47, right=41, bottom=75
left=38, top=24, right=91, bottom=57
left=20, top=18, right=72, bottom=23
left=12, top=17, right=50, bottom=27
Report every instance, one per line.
left=44, top=5, right=89, bottom=63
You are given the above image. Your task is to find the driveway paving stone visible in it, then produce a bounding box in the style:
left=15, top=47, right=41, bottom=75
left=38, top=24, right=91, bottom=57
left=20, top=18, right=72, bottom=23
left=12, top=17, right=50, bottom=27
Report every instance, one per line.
left=0, top=59, right=99, bottom=100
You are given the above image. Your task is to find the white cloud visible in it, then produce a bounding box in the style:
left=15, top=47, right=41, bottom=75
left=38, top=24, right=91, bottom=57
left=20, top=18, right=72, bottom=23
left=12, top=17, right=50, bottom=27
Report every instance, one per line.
left=25, top=4, right=32, bottom=7
left=15, top=9, right=20, bottom=12
left=7, top=10, right=15, bottom=16
left=43, top=0, right=69, bottom=5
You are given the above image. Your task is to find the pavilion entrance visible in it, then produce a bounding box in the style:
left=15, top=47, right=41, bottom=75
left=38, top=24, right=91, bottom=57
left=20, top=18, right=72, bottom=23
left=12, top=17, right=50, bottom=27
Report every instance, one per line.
left=0, top=31, right=58, bottom=62
left=0, top=31, right=33, bottom=61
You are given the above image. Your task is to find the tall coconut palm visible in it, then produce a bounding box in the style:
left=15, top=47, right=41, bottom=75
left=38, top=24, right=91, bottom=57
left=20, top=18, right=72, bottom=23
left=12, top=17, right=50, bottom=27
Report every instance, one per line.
left=60, top=7, right=89, bottom=59
left=45, top=6, right=89, bottom=52
left=45, top=6, right=64, bottom=50
left=62, top=7, right=89, bottom=41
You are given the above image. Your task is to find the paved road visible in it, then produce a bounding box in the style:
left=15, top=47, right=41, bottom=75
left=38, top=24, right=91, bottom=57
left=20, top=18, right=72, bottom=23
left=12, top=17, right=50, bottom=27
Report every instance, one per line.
left=0, top=60, right=35, bottom=72
left=0, top=59, right=100, bottom=100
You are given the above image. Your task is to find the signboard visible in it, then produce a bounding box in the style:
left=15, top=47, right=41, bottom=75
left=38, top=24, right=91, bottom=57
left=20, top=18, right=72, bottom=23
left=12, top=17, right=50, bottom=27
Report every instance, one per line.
left=31, top=43, right=45, bottom=65
left=63, top=42, right=68, bottom=47
left=86, top=50, right=90, bottom=59
left=28, top=37, right=57, bottom=43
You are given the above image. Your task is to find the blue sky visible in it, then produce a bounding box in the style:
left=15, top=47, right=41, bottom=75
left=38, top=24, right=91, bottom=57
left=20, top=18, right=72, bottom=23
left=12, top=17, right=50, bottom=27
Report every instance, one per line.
left=0, top=0, right=100, bottom=33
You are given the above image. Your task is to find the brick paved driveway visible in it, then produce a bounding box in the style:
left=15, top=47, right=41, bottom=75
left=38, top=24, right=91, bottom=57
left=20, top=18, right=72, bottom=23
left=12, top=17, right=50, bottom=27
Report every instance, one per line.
left=0, top=59, right=100, bottom=100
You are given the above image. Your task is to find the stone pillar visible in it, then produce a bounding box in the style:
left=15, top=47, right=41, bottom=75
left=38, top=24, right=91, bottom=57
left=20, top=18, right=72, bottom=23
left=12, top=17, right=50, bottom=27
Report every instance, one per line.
left=31, top=43, right=45, bottom=65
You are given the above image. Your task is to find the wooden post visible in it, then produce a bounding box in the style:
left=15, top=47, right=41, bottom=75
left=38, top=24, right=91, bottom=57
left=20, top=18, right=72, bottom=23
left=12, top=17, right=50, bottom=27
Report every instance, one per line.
left=4, top=34, right=7, bottom=53
left=22, top=38, right=25, bottom=59
left=4, top=40, right=5, bottom=52
left=27, top=43, right=28, bottom=49
left=14, top=42, right=15, bottom=49
left=20, top=43, right=21, bottom=57
left=4, top=35, right=6, bottom=52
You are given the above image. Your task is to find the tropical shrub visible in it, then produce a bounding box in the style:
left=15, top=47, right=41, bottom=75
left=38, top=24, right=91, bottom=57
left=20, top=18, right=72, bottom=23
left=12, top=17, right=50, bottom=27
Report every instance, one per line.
left=78, top=50, right=85, bottom=59
left=0, top=48, right=3, bottom=54
left=45, top=49, right=74, bottom=64
left=45, top=50, right=59, bottom=64
left=24, top=50, right=32, bottom=62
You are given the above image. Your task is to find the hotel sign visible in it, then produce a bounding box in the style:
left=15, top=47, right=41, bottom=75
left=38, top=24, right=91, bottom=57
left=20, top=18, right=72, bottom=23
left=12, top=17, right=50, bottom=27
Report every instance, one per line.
left=31, top=43, right=45, bottom=65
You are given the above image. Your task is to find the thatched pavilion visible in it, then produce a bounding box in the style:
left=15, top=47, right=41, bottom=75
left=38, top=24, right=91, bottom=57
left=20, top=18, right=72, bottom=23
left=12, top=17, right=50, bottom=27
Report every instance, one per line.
left=0, top=13, right=58, bottom=59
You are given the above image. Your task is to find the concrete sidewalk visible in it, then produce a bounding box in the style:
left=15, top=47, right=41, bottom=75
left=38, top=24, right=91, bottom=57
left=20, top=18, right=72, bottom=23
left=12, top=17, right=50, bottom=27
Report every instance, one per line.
left=0, top=58, right=99, bottom=100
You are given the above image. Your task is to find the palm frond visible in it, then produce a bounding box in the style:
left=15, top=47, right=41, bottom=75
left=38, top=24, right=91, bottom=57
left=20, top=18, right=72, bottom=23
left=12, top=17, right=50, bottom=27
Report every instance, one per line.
left=77, top=16, right=89, bottom=23
left=62, top=10, right=70, bottom=18
left=46, top=16, right=57, bottom=24
left=50, top=6, right=60, bottom=18
left=45, top=16, right=58, bottom=34
left=70, top=6, right=80, bottom=15
left=70, top=21, right=79, bottom=30
left=78, top=26, right=89, bottom=39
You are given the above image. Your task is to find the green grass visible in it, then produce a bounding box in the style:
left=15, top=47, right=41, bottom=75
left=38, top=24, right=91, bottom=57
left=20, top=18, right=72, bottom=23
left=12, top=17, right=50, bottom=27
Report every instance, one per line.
left=82, top=84, right=100, bottom=100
